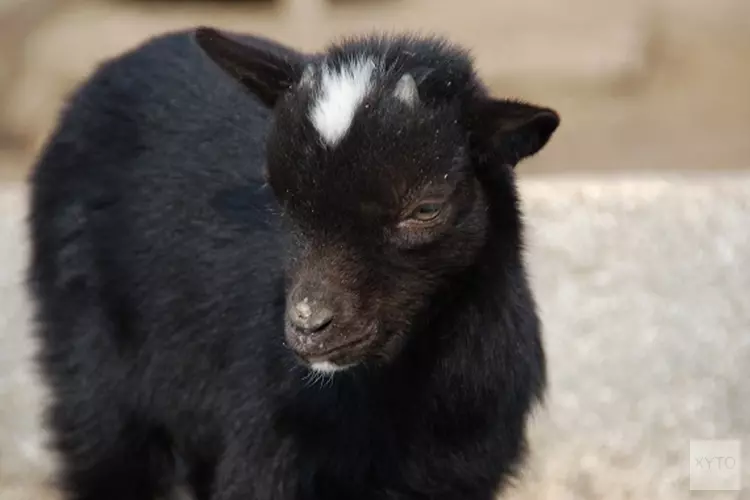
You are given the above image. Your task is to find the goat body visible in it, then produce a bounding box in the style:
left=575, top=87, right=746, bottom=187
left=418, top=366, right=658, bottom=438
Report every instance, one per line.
left=27, top=27, right=559, bottom=500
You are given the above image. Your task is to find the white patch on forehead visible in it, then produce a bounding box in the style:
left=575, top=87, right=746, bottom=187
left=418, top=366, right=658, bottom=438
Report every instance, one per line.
left=310, top=57, right=376, bottom=146
left=310, top=361, right=353, bottom=374
left=393, top=73, right=419, bottom=107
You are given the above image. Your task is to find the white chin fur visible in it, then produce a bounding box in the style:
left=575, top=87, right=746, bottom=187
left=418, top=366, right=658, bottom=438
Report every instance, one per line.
left=310, top=361, right=354, bottom=374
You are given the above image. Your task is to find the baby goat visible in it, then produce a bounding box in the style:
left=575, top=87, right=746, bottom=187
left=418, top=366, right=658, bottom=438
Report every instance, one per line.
left=27, top=27, right=560, bottom=500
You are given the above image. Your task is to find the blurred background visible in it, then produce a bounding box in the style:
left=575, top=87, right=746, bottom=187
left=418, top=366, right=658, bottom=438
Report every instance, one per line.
left=0, top=0, right=748, bottom=499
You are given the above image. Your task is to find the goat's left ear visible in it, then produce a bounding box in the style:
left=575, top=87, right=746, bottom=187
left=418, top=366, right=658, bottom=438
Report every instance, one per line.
left=470, top=98, right=560, bottom=166
left=194, top=27, right=307, bottom=108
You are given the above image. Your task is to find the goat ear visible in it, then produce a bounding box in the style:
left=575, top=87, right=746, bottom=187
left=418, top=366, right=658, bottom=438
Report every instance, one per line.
left=194, top=27, right=307, bottom=108
left=471, top=98, right=560, bottom=166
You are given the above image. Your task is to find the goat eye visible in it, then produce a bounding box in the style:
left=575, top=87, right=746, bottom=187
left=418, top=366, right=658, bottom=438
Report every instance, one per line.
left=410, top=202, right=443, bottom=221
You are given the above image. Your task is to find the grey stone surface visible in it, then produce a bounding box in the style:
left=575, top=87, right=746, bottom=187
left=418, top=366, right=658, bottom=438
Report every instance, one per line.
left=1, top=173, right=748, bottom=499
left=515, top=174, right=750, bottom=499
left=0, top=183, right=59, bottom=499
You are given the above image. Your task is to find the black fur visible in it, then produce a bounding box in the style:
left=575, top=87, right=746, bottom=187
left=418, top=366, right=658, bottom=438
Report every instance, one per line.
left=27, top=27, right=559, bottom=500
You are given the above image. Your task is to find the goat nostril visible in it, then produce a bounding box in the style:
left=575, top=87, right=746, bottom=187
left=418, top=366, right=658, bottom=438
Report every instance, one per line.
left=295, top=301, right=312, bottom=321
left=289, top=300, right=334, bottom=333
left=310, top=308, right=333, bottom=331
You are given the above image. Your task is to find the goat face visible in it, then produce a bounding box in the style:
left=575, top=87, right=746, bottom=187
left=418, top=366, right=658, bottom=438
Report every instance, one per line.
left=271, top=104, right=487, bottom=371
left=195, top=28, right=560, bottom=373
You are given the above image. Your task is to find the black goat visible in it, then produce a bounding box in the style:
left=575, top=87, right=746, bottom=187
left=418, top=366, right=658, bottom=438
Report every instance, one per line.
left=26, top=27, right=560, bottom=500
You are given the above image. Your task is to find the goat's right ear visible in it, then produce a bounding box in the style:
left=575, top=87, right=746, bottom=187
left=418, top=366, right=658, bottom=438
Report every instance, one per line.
left=194, top=27, right=307, bottom=108
left=469, top=97, right=560, bottom=167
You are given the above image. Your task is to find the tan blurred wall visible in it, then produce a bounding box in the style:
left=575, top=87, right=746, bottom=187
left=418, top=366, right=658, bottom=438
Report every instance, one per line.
left=0, top=0, right=749, bottom=172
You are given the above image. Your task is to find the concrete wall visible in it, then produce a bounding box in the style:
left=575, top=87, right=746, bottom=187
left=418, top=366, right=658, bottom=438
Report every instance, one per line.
left=1, top=175, right=748, bottom=499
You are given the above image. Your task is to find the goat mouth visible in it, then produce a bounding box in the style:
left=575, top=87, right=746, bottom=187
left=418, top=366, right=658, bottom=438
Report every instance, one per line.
left=309, top=336, right=373, bottom=360
left=284, top=323, right=378, bottom=366
left=292, top=334, right=373, bottom=360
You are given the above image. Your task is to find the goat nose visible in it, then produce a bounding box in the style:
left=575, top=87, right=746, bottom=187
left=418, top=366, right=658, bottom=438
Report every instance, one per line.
left=288, top=298, right=334, bottom=333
